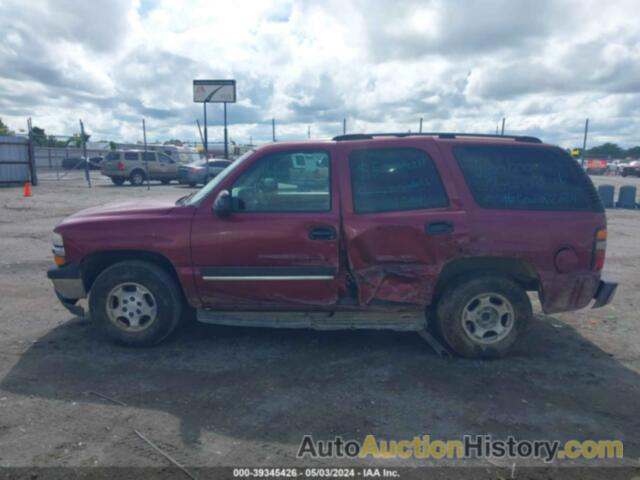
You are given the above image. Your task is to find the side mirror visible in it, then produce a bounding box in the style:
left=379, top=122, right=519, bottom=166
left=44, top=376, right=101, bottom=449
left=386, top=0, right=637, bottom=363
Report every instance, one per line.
left=213, top=189, right=232, bottom=218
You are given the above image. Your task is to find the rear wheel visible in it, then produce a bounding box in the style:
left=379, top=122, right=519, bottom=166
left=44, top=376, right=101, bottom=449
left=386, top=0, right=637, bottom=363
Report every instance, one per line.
left=161, top=179, right=171, bottom=185
left=89, top=261, right=183, bottom=346
left=111, top=177, right=125, bottom=186
left=129, top=170, right=145, bottom=186
left=435, top=276, right=531, bottom=359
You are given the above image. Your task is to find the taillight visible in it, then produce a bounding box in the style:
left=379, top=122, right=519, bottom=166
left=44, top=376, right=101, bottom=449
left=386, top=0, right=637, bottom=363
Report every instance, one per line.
left=593, top=228, right=607, bottom=271
left=117, top=161, right=125, bottom=171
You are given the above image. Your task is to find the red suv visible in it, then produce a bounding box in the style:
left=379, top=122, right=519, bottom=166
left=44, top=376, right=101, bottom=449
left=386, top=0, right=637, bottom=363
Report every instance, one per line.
left=47, top=133, right=617, bottom=358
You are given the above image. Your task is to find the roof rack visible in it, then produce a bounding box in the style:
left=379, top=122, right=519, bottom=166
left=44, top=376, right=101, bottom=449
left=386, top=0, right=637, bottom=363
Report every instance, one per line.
left=332, top=132, right=542, bottom=144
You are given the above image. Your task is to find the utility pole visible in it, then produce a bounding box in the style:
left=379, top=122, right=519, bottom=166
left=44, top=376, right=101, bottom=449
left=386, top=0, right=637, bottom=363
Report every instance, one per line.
left=343, top=118, right=346, bottom=135
left=419, top=117, right=423, bottom=133
left=307, top=125, right=311, bottom=139
left=272, top=118, right=276, bottom=142
left=203, top=103, right=209, bottom=181
left=223, top=102, right=228, bottom=159
left=581, top=118, right=589, bottom=167
left=142, top=119, right=150, bottom=190
left=79, top=119, right=91, bottom=188
left=501, top=117, right=506, bottom=136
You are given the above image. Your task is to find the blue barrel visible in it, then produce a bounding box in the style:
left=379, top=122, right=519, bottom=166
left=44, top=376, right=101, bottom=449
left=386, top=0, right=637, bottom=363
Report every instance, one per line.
left=616, top=185, right=637, bottom=209
left=598, top=185, right=614, bottom=208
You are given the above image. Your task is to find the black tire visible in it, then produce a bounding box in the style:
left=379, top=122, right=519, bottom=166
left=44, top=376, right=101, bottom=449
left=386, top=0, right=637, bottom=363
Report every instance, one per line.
left=129, top=170, right=146, bottom=186
left=111, top=177, right=125, bottom=186
left=188, top=182, right=197, bottom=187
left=89, top=261, right=183, bottom=347
left=435, top=276, right=531, bottom=359
left=161, top=179, right=171, bottom=185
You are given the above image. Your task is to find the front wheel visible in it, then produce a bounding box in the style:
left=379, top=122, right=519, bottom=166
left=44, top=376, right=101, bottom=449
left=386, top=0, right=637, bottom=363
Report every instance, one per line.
left=111, top=177, right=125, bottom=186
left=435, top=276, right=531, bottom=359
left=89, top=261, right=183, bottom=346
left=129, top=170, right=146, bottom=186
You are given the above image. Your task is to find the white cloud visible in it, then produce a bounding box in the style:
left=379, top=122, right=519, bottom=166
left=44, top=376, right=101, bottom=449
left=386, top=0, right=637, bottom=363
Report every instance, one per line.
left=0, top=0, right=639, bottom=147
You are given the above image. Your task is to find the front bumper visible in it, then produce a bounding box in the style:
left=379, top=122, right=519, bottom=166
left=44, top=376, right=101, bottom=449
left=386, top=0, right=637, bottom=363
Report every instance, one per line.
left=592, top=280, right=618, bottom=308
left=47, top=263, right=86, bottom=317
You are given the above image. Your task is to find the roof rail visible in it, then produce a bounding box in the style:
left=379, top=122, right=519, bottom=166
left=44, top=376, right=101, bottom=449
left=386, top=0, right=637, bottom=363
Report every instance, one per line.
left=332, top=132, right=542, bottom=143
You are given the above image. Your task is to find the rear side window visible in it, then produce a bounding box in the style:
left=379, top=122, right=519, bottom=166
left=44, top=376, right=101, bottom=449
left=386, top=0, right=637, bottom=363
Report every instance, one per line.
left=349, top=148, right=448, bottom=213
left=454, top=145, right=602, bottom=211
left=124, top=152, right=138, bottom=161
left=105, top=152, right=119, bottom=161
left=142, top=152, right=156, bottom=162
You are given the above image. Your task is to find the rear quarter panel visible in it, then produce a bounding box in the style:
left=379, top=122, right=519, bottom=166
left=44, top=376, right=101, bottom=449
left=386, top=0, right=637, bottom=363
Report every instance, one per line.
left=437, top=141, right=606, bottom=314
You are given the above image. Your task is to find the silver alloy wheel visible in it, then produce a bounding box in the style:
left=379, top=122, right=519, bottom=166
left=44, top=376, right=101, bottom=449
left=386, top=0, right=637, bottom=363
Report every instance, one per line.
left=131, top=172, right=144, bottom=185
left=106, top=282, right=157, bottom=332
left=461, top=292, right=515, bottom=344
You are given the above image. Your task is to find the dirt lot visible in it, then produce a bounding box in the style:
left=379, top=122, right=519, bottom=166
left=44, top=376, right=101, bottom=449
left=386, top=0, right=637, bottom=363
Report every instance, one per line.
left=0, top=172, right=639, bottom=477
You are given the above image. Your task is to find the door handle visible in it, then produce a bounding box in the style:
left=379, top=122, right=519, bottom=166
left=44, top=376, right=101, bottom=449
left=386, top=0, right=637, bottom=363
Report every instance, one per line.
left=426, top=221, right=454, bottom=235
left=308, top=226, right=337, bottom=240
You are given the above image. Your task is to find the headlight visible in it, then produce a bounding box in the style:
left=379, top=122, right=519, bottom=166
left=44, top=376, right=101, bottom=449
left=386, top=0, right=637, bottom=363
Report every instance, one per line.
left=52, top=232, right=65, bottom=265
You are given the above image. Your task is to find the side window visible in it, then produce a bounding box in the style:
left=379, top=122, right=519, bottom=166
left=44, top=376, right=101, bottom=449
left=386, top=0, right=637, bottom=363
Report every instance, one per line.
left=231, top=151, right=330, bottom=212
left=454, top=146, right=599, bottom=211
left=124, top=152, right=139, bottom=161
left=158, top=153, right=172, bottom=163
left=106, top=152, right=120, bottom=161
left=349, top=148, right=448, bottom=213
left=142, top=152, right=156, bottom=162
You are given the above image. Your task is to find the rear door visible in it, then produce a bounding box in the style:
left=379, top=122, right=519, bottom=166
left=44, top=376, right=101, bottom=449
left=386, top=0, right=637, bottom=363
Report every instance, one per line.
left=338, top=138, right=469, bottom=305
left=190, top=146, right=343, bottom=307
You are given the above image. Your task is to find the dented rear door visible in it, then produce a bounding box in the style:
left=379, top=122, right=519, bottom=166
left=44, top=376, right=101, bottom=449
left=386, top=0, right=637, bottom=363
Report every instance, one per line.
left=338, top=138, right=469, bottom=305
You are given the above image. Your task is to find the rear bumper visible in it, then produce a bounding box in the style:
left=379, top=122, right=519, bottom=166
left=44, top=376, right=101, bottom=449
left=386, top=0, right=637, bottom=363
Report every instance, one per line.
left=592, top=280, right=618, bottom=308
left=47, top=263, right=86, bottom=317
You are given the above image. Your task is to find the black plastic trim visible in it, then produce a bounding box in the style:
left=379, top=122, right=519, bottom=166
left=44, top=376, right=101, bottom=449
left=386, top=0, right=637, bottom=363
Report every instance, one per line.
left=47, top=262, right=81, bottom=280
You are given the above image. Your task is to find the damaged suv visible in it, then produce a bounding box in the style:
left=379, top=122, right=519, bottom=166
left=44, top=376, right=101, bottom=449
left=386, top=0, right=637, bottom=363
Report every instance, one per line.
left=47, top=133, right=617, bottom=358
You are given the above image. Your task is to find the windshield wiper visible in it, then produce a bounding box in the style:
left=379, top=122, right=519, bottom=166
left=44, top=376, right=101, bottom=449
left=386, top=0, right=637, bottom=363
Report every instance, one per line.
left=176, top=192, right=195, bottom=205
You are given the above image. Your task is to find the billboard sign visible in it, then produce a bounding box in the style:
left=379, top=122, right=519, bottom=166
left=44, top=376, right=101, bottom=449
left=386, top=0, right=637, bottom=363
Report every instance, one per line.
left=193, top=80, right=236, bottom=103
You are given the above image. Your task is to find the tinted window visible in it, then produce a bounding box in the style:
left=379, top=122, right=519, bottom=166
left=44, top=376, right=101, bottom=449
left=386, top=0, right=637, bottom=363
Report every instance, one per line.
left=124, top=152, right=138, bottom=161
left=349, top=148, right=448, bottom=213
left=454, top=145, right=601, bottom=211
left=142, top=152, right=156, bottom=162
left=231, top=151, right=330, bottom=212
left=209, top=161, right=231, bottom=168
left=158, top=153, right=172, bottom=163
left=105, top=152, right=119, bottom=161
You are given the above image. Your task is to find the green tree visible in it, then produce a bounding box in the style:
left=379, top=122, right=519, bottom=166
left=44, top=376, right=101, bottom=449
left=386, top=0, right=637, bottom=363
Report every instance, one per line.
left=0, top=118, right=14, bottom=136
left=164, top=139, right=184, bottom=146
left=109, top=141, right=117, bottom=151
left=625, top=146, right=640, bottom=159
left=66, top=132, right=91, bottom=148
left=31, top=126, right=48, bottom=146
left=586, top=143, right=624, bottom=158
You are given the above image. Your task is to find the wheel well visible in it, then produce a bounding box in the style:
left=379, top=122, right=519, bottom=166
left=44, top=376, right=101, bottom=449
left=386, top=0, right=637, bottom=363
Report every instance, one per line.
left=81, top=250, right=183, bottom=298
left=433, top=257, right=539, bottom=301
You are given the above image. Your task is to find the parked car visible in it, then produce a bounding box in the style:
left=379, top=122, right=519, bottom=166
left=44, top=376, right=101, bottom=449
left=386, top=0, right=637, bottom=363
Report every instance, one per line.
left=61, top=157, right=87, bottom=170
left=47, top=133, right=616, bottom=358
left=88, top=156, right=104, bottom=170
left=177, top=159, right=232, bottom=186
left=100, top=150, right=180, bottom=186
left=621, top=161, right=640, bottom=177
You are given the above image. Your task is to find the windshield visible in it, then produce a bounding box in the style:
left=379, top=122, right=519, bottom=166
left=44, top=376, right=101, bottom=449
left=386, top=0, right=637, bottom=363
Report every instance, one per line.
left=186, top=150, right=255, bottom=206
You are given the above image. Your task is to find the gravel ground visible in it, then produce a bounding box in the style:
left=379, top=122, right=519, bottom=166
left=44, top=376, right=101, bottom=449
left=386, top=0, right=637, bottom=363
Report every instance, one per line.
left=0, top=172, right=639, bottom=478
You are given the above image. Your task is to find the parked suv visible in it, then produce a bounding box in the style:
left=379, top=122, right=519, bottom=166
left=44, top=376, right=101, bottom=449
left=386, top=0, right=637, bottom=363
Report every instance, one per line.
left=101, top=150, right=180, bottom=185
left=47, top=133, right=616, bottom=358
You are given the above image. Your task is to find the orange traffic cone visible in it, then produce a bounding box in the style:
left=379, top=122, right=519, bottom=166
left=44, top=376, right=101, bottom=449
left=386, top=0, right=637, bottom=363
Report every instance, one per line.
left=23, top=182, right=32, bottom=197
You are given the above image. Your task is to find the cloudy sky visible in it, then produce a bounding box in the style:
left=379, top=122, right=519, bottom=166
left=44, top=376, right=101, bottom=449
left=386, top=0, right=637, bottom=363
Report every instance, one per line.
left=1, top=0, right=639, bottom=147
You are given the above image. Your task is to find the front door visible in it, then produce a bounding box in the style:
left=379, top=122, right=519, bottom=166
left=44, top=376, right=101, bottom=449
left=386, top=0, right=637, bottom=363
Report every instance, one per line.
left=190, top=147, right=342, bottom=308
